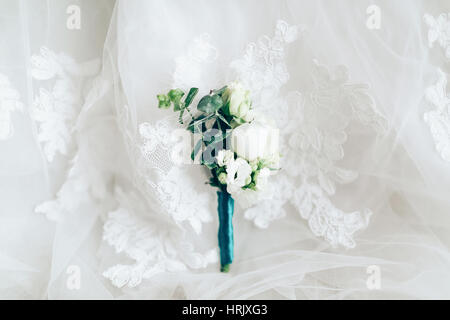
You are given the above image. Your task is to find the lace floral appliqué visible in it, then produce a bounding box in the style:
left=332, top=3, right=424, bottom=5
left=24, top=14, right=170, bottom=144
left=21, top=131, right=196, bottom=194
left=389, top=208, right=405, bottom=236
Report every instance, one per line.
left=35, top=155, right=109, bottom=221
left=230, top=21, right=384, bottom=247
left=173, top=33, right=219, bottom=94
left=31, top=47, right=100, bottom=162
left=291, top=184, right=372, bottom=248
left=270, top=62, right=382, bottom=248
left=231, top=20, right=301, bottom=107
left=424, top=13, right=450, bottom=59
left=284, top=61, right=387, bottom=192
left=424, top=70, right=450, bottom=162
left=102, top=205, right=217, bottom=288
left=138, top=119, right=213, bottom=234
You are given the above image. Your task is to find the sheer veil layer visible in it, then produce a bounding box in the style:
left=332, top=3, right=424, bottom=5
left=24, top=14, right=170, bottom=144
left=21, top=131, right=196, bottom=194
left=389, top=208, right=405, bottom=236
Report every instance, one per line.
left=1, top=0, right=450, bottom=299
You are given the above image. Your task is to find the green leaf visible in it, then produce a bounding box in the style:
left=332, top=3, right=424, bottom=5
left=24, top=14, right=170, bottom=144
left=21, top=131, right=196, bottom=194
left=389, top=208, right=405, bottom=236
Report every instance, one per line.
left=191, top=139, right=203, bottom=161
left=173, top=101, right=183, bottom=111
left=216, top=119, right=222, bottom=132
left=208, top=176, right=221, bottom=188
left=187, top=121, right=198, bottom=133
left=178, top=109, right=185, bottom=124
left=197, top=94, right=223, bottom=113
left=243, top=182, right=257, bottom=191
left=204, top=161, right=218, bottom=169
left=184, top=87, right=199, bottom=108
left=188, top=114, right=207, bottom=125
left=216, top=112, right=231, bottom=127
left=187, top=113, right=215, bottom=133
left=157, top=94, right=171, bottom=109
left=168, top=89, right=185, bottom=111
left=168, top=89, right=185, bottom=102
left=222, top=101, right=231, bottom=116
left=212, top=86, right=227, bottom=96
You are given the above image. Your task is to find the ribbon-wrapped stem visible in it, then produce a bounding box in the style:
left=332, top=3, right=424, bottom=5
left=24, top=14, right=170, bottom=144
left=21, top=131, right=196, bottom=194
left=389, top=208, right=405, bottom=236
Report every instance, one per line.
left=217, top=191, right=234, bottom=272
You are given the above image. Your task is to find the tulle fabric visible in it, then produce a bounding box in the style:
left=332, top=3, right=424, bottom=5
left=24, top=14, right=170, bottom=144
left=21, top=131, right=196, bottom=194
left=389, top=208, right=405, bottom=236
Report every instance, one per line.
left=1, top=0, right=450, bottom=299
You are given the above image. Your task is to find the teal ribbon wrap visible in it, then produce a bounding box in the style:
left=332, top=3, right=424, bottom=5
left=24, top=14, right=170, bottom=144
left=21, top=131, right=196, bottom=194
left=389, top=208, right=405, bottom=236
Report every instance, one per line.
left=217, top=191, right=234, bottom=272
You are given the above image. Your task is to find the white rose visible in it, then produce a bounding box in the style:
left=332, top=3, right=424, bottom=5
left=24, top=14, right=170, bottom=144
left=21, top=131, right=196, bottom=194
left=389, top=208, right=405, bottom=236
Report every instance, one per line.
left=225, top=158, right=252, bottom=194
left=216, top=149, right=234, bottom=167
left=242, top=109, right=255, bottom=122
left=223, top=81, right=251, bottom=119
left=231, top=119, right=279, bottom=162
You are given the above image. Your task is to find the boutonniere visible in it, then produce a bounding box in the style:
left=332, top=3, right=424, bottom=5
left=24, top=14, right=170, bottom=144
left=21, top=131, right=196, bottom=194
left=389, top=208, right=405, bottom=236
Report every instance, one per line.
left=157, top=81, right=280, bottom=272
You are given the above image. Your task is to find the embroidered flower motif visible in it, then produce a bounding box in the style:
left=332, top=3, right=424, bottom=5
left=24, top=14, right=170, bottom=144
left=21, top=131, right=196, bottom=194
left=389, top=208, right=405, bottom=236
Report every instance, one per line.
left=230, top=22, right=384, bottom=247
left=173, top=33, right=219, bottom=93
left=283, top=62, right=386, bottom=196
left=424, top=70, right=450, bottom=162
left=291, top=184, right=371, bottom=248
left=231, top=20, right=303, bottom=106
left=35, top=155, right=108, bottom=221
left=139, top=120, right=172, bottom=157
left=102, top=206, right=218, bottom=288
left=30, top=47, right=100, bottom=162
left=156, top=167, right=213, bottom=234
left=138, top=119, right=214, bottom=234
left=424, top=13, right=450, bottom=59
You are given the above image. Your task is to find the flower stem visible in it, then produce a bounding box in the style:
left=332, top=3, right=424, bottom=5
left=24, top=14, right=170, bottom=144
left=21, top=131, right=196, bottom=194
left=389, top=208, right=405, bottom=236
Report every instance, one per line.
left=217, top=191, right=234, bottom=272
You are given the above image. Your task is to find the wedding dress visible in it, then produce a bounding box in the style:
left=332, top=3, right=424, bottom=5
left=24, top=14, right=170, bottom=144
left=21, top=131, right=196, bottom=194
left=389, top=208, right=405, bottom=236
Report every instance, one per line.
left=1, top=0, right=450, bottom=299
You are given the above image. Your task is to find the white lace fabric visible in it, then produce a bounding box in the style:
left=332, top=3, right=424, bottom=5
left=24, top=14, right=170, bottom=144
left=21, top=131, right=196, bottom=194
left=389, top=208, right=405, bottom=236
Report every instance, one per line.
left=230, top=22, right=385, bottom=247
left=102, top=196, right=218, bottom=288
left=424, top=13, right=450, bottom=163
left=31, top=47, right=100, bottom=162
left=424, top=70, right=450, bottom=161
left=424, top=13, right=450, bottom=59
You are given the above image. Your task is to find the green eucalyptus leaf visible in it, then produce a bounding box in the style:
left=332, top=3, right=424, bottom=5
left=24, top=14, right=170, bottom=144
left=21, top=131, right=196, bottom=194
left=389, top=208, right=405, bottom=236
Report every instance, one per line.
left=173, top=101, right=183, bottom=112
left=168, top=89, right=185, bottom=112
left=157, top=94, right=171, bottom=109
left=197, top=94, right=223, bottom=113
left=184, top=87, right=199, bottom=108
left=168, top=89, right=185, bottom=102
left=212, top=86, right=227, bottom=96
